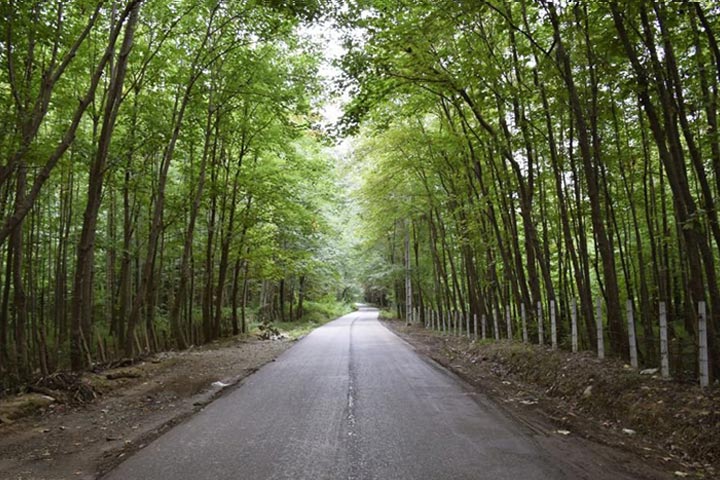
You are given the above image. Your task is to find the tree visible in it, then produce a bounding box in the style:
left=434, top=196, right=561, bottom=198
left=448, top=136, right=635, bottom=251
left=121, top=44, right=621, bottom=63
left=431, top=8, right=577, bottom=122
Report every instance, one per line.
left=341, top=0, right=720, bottom=379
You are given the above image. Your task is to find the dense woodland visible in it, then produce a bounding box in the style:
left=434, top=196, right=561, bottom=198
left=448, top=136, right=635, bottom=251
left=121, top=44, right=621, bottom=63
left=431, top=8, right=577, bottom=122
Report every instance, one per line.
left=0, top=0, right=358, bottom=389
left=344, top=1, right=720, bottom=382
left=3, top=0, right=720, bottom=390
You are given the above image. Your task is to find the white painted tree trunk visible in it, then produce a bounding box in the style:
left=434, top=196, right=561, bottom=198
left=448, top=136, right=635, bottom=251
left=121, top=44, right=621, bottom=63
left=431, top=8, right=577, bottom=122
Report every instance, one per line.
left=596, top=297, right=604, bottom=360
left=537, top=301, right=543, bottom=346
left=571, top=298, right=578, bottom=353
left=659, top=302, right=669, bottom=379
left=521, top=303, right=528, bottom=343
left=626, top=300, right=638, bottom=369
left=493, top=309, right=500, bottom=341
left=404, top=223, right=412, bottom=325
left=506, top=305, right=512, bottom=340
left=699, top=301, right=709, bottom=388
left=550, top=300, right=557, bottom=350
left=473, top=313, right=478, bottom=340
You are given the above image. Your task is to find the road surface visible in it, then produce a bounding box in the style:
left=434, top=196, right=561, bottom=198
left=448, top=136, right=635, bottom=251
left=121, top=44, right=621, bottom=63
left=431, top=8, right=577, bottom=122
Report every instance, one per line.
left=103, top=307, right=647, bottom=480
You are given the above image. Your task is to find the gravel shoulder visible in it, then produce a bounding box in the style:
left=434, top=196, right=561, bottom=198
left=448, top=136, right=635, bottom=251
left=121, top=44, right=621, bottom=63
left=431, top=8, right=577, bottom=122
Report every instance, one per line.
left=0, top=337, right=292, bottom=480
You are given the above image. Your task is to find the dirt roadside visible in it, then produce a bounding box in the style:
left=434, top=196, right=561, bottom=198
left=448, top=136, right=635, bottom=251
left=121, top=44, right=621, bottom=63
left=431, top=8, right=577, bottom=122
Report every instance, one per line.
left=2, top=317, right=714, bottom=480
left=0, top=337, right=292, bottom=480
left=383, top=319, right=718, bottom=480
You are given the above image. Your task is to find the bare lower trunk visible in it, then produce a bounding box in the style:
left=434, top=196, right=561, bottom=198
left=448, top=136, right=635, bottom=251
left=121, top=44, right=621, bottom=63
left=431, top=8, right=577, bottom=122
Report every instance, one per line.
left=12, top=163, right=28, bottom=379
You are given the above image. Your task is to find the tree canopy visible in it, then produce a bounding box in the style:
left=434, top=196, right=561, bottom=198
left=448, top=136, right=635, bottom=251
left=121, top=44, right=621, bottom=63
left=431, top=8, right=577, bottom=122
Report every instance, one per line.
left=2, top=0, right=720, bottom=388
left=341, top=0, right=720, bottom=382
left=0, top=0, right=355, bottom=387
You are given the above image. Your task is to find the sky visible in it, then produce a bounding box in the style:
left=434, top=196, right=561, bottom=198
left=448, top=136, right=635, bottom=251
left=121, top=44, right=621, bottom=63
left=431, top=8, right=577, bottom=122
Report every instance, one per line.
left=297, top=19, right=348, bottom=127
left=297, top=18, right=356, bottom=164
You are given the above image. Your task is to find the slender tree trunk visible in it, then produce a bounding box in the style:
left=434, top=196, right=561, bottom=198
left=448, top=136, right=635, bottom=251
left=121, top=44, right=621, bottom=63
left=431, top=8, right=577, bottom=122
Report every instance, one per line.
left=124, top=1, right=219, bottom=357
left=654, top=3, right=720, bottom=254
left=297, top=275, right=305, bottom=321
left=230, top=258, right=241, bottom=335
left=203, top=174, right=217, bottom=340
left=693, top=4, right=720, bottom=207
left=71, top=2, right=140, bottom=370
left=240, top=259, right=249, bottom=333
left=611, top=2, right=720, bottom=377
left=12, top=162, right=28, bottom=378
left=279, top=278, right=286, bottom=323
left=0, top=2, right=141, bottom=247
left=168, top=105, right=216, bottom=349
left=548, top=3, right=626, bottom=355
left=0, top=244, right=10, bottom=372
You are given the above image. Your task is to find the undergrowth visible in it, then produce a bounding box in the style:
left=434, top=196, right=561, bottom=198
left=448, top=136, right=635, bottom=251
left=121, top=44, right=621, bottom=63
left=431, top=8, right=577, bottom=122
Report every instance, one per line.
left=272, top=300, right=354, bottom=339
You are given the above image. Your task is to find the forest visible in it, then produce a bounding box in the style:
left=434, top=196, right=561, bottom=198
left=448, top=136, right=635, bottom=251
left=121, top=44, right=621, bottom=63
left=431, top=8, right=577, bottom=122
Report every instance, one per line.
left=2, top=0, right=720, bottom=392
left=344, top=0, right=720, bottom=384
left=0, top=0, right=357, bottom=389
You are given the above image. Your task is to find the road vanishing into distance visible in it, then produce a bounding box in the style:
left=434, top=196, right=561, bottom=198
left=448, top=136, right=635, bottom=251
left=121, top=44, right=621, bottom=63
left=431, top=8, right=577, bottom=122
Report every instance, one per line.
left=103, top=307, right=652, bottom=480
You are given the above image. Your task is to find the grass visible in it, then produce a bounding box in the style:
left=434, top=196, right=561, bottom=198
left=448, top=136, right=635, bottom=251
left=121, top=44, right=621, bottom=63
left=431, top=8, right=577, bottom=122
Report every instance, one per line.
left=378, top=308, right=397, bottom=321
left=272, top=300, right=355, bottom=339
left=273, top=321, right=321, bottom=339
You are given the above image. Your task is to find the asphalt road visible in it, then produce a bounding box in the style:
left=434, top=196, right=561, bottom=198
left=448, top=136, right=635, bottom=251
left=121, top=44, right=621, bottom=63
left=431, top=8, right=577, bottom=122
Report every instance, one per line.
left=103, top=307, right=646, bottom=480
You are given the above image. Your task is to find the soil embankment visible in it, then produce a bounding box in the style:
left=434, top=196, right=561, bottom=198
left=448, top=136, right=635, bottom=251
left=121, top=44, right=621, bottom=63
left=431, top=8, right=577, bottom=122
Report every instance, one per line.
left=0, top=337, right=291, bottom=479
left=385, top=320, right=719, bottom=480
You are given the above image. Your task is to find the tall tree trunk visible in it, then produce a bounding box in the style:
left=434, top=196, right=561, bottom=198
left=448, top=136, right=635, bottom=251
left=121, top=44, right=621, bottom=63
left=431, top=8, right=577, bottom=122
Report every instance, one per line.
left=0, top=243, right=11, bottom=372
left=0, top=2, right=141, bottom=247
left=213, top=166, right=243, bottom=337
left=168, top=104, right=216, bottom=349
left=203, top=169, right=217, bottom=340
left=70, top=2, right=140, bottom=370
left=547, top=3, right=626, bottom=356
left=124, top=3, right=220, bottom=356
left=230, top=258, right=242, bottom=335
left=240, top=259, right=250, bottom=333
left=654, top=3, right=720, bottom=254
left=296, top=274, right=305, bottom=321
left=12, top=162, right=28, bottom=379
left=611, top=2, right=720, bottom=377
